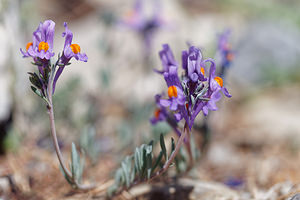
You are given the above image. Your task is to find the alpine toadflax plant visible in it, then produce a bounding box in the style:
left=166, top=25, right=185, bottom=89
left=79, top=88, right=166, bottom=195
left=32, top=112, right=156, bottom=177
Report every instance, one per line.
left=21, top=20, right=92, bottom=190
left=108, top=44, right=232, bottom=196
left=152, top=44, right=231, bottom=130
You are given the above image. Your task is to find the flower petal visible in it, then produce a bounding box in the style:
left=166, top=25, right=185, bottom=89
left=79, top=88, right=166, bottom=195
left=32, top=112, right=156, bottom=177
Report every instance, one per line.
left=62, top=22, right=73, bottom=49
left=77, top=53, right=88, bottom=62
left=160, top=99, right=171, bottom=107
left=170, top=99, right=178, bottom=110
left=222, top=87, right=232, bottom=98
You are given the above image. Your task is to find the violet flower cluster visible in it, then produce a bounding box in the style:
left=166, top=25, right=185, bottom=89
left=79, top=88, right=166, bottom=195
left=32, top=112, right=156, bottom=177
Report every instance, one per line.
left=151, top=44, right=231, bottom=130
left=20, top=20, right=87, bottom=98
left=218, top=30, right=234, bottom=78
left=121, top=0, right=164, bottom=53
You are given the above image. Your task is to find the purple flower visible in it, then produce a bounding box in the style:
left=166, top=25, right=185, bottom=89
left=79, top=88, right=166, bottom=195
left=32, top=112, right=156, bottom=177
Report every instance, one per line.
left=182, top=46, right=206, bottom=82
left=20, top=20, right=55, bottom=60
left=150, top=95, right=168, bottom=124
left=218, top=30, right=234, bottom=70
left=199, top=59, right=231, bottom=117
left=150, top=94, right=185, bottom=139
left=121, top=0, right=165, bottom=55
left=159, top=65, right=189, bottom=125
left=60, top=22, right=88, bottom=63
left=185, top=58, right=231, bottom=127
left=155, top=44, right=177, bottom=73
left=20, top=20, right=57, bottom=98
left=160, top=85, right=185, bottom=111
left=53, top=22, right=88, bottom=94
left=122, top=0, right=163, bottom=33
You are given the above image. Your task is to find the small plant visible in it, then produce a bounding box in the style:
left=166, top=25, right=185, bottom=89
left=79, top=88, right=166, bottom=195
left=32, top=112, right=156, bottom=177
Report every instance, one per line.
left=108, top=43, right=231, bottom=196
left=20, top=20, right=93, bottom=190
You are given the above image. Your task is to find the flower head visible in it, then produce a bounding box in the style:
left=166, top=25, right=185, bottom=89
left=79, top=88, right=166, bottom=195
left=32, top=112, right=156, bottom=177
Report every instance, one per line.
left=60, top=22, right=88, bottom=64
left=21, top=20, right=88, bottom=97
left=53, top=22, right=88, bottom=94
left=121, top=0, right=165, bottom=53
left=154, top=44, right=231, bottom=129
left=21, top=20, right=55, bottom=60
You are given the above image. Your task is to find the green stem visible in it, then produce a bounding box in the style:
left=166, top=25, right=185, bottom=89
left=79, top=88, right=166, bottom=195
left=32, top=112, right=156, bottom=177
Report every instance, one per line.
left=149, top=122, right=189, bottom=181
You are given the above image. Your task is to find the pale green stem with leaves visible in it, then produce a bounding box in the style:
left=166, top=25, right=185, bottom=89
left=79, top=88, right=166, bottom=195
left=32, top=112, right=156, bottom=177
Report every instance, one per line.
left=149, top=122, right=189, bottom=181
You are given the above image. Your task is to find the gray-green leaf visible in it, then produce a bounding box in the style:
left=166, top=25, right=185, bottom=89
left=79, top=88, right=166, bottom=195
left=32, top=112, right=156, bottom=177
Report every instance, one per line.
left=160, top=134, right=168, bottom=161
left=71, top=143, right=81, bottom=182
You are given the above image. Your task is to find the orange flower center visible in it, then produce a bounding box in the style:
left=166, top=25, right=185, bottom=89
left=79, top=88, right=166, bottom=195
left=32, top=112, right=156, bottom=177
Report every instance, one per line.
left=70, top=44, right=81, bottom=54
left=168, top=86, right=178, bottom=98
left=154, top=109, right=161, bottom=119
left=226, top=53, right=234, bottom=61
left=38, top=41, right=49, bottom=52
left=26, top=42, right=33, bottom=51
left=200, top=67, right=205, bottom=76
left=214, top=76, right=223, bottom=87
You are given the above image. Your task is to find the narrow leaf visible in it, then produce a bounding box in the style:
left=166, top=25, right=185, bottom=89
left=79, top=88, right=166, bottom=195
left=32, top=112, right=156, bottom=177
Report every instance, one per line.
left=145, top=146, right=152, bottom=179
left=30, top=86, right=43, bottom=98
left=130, top=166, right=135, bottom=183
left=121, top=157, right=130, bottom=188
left=171, top=137, right=175, bottom=153
left=78, top=150, right=85, bottom=183
left=115, top=168, right=124, bottom=186
left=141, top=147, right=147, bottom=178
left=59, top=166, right=74, bottom=186
left=148, top=140, right=154, bottom=147
left=134, top=148, right=141, bottom=172
left=139, top=145, right=146, bottom=176
left=151, top=151, right=163, bottom=172
left=160, top=134, right=168, bottom=161
left=71, top=143, right=81, bottom=182
left=29, top=72, right=43, bottom=89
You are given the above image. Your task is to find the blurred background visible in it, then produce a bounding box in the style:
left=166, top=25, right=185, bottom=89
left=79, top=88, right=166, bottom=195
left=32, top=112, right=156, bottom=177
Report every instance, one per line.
left=1, top=0, right=300, bottom=199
